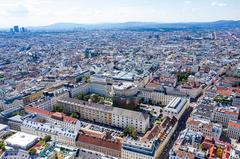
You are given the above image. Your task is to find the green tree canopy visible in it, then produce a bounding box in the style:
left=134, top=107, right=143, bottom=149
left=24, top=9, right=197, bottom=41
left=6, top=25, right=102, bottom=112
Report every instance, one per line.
left=53, top=106, right=64, bottom=112
left=123, top=126, right=137, bottom=139
left=44, top=135, right=51, bottom=142
left=71, top=112, right=80, bottom=119
left=77, top=93, right=85, bottom=100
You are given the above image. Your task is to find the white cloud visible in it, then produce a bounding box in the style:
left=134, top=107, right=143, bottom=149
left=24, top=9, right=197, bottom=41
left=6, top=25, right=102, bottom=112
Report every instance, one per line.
left=184, top=1, right=192, bottom=4
left=6, top=4, right=29, bottom=17
left=0, top=0, right=238, bottom=28
left=211, top=1, right=227, bottom=7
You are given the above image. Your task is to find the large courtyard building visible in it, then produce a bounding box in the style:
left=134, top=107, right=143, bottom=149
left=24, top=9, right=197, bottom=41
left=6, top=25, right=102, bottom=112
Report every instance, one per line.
left=57, top=97, right=150, bottom=133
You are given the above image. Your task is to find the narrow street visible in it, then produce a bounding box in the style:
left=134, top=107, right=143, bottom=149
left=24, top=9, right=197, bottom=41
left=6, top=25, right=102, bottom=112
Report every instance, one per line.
left=159, top=106, right=193, bottom=159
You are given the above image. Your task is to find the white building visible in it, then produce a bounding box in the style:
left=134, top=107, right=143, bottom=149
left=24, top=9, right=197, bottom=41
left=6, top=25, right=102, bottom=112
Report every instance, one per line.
left=121, top=137, right=160, bottom=159
left=213, top=107, right=239, bottom=127
left=70, top=82, right=111, bottom=98
left=230, top=140, right=240, bottom=159
left=0, top=123, right=9, bottom=132
left=227, top=120, right=240, bottom=140
left=113, top=82, right=138, bottom=97
left=5, top=132, right=39, bottom=150
left=112, top=107, right=150, bottom=133
left=21, top=119, right=78, bottom=146
left=163, top=97, right=188, bottom=120
left=25, top=106, right=81, bottom=131
left=139, top=89, right=175, bottom=105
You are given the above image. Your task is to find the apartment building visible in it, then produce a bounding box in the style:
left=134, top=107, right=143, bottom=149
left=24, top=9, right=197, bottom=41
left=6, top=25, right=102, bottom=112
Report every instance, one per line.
left=57, top=98, right=112, bottom=125
left=212, top=107, right=239, bottom=127
left=21, top=119, right=78, bottom=146
left=121, top=138, right=160, bottom=159
left=169, top=129, right=205, bottom=159
left=76, top=129, right=122, bottom=158
left=112, top=107, right=150, bottom=133
left=139, top=89, right=175, bottom=105
left=186, top=117, right=222, bottom=139
left=70, top=82, right=111, bottom=98
left=24, top=106, right=81, bottom=131
left=227, top=120, right=240, bottom=140
left=57, top=97, right=150, bottom=133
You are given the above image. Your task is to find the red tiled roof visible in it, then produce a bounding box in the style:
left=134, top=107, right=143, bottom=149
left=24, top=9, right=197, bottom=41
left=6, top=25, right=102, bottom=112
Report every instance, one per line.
left=187, top=117, right=213, bottom=131
left=216, top=89, right=232, bottom=96
left=146, top=76, right=177, bottom=88
left=25, top=106, right=77, bottom=124
left=77, top=131, right=122, bottom=151
left=51, top=112, right=63, bottom=120
left=216, top=86, right=240, bottom=96
left=25, top=106, right=53, bottom=116
left=219, top=109, right=239, bottom=116
left=202, top=137, right=231, bottom=159
left=63, top=115, right=78, bottom=124
left=143, top=125, right=161, bottom=141
left=175, top=150, right=195, bottom=159
left=228, top=120, right=240, bottom=129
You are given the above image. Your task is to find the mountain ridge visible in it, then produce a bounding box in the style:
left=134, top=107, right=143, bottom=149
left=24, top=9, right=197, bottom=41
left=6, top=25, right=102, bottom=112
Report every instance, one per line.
left=4, top=20, right=240, bottom=31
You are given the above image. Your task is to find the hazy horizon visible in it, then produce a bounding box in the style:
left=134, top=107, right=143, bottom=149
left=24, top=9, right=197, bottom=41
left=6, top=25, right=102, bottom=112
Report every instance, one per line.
left=0, top=0, right=240, bottom=28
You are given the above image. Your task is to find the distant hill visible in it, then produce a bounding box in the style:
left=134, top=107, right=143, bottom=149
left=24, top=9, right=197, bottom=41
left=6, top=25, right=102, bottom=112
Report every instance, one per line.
left=28, top=20, right=240, bottom=31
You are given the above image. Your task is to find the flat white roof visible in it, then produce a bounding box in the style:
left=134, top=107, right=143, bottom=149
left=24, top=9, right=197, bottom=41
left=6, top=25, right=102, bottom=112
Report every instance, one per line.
left=0, top=123, right=9, bottom=131
left=5, top=132, right=38, bottom=149
left=113, top=82, right=136, bottom=90
left=164, top=97, right=187, bottom=113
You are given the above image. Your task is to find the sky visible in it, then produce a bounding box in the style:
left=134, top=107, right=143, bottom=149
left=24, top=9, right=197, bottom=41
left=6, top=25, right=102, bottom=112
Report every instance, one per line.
left=0, top=0, right=239, bottom=28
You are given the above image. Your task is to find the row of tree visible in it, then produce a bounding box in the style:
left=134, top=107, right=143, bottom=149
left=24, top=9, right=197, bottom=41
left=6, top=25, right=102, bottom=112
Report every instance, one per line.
left=77, top=93, right=105, bottom=104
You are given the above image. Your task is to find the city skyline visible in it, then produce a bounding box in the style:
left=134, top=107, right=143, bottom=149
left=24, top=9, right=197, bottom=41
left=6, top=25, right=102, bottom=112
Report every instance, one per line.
left=0, top=0, right=240, bottom=158
left=0, top=0, right=240, bottom=28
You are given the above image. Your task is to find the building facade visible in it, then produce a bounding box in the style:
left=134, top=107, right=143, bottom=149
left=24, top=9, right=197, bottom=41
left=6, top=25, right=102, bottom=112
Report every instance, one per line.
left=186, top=117, right=222, bottom=139
left=163, top=97, right=188, bottom=120
left=213, top=107, right=239, bottom=127
left=21, top=119, right=78, bottom=146
left=227, top=120, right=240, bottom=140
left=121, top=138, right=160, bottom=159
left=57, top=97, right=150, bottom=133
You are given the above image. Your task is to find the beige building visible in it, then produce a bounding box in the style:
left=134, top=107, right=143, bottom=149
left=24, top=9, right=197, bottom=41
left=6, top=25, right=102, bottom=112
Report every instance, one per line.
left=227, top=120, right=240, bottom=140
left=57, top=98, right=112, bottom=125
left=213, top=107, right=239, bottom=127
left=76, top=129, right=122, bottom=158
left=139, top=89, right=175, bottom=106
left=186, top=117, right=222, bottom=139
left=112, top=107, right=150, bottom=133
left=57, top=97, right=150, bottom=133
